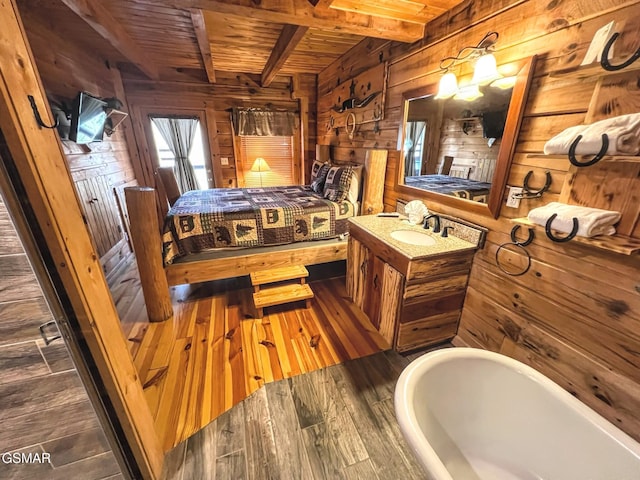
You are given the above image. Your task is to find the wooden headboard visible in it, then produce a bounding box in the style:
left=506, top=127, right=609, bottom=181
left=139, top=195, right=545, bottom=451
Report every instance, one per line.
left=316, top=145, right=387, bottom=215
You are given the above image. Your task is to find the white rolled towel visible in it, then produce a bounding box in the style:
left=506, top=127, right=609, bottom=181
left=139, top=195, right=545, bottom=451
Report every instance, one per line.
left=543, top=113, right=640, bottom=155
left=528, top=202, right=620, bottom=237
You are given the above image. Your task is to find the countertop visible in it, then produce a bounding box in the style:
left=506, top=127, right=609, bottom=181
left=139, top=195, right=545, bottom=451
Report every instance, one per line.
left=349, top=215, right=477, bottom=260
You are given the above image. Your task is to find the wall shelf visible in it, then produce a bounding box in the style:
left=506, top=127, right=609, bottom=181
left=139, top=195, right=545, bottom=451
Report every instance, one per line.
left=527, top=153, right=640, bottom=164
left=511, top=217, right=640, bottom=256
left=550, top=57, right=640, bottom=79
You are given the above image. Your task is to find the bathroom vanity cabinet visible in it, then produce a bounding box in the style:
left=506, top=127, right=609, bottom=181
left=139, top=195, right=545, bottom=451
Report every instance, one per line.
left=347, top=216, right=479, bottom=352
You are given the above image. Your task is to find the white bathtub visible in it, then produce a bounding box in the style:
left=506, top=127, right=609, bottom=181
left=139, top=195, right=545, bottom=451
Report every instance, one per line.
left=394, top=347, right=640, bottom=480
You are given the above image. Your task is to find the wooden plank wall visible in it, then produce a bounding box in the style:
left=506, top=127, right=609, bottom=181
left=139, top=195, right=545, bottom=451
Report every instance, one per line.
left=318, top=0, right=640, bottom=441
left=20, top=10, right=138, bottom=279
left=122, top=71, right=316, bottom=189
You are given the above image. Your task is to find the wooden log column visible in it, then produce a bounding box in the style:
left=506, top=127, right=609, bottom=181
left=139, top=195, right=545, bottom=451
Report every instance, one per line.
left=124, top=187, right=173, bottom=322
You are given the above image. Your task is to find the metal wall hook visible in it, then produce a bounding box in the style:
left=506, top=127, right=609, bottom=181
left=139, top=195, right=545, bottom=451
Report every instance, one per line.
left=510, top=225, right=534, bottom=246
left=601, top=32, right=640, bottom=71
left=545, top=213, right=579, bottom=243
left=513, top=170, right=552, bottom=199
left=28, top=95, right=59, bottom=129
left=568, top=134, right=609, bottom=167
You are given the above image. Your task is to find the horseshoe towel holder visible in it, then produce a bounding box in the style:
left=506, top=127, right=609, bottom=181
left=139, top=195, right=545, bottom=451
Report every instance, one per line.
left=601, top=32, right=640, bottom=72
left=545, top=213, right=579, bottom=243
left=513, top=171, right=552, bottom=199
left=495, top=241, right=532, bottom=276
left=510, top=224, right=535, bottom=246
left=568, top=133, right=609, bottom=167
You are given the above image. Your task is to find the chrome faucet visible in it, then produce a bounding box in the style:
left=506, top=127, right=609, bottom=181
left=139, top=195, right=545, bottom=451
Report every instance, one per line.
left=423, top=214, right=441, bottom=233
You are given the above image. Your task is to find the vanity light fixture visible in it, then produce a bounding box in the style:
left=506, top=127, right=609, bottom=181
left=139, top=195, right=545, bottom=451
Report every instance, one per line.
left=434, top=72, right=459, bottom=100
left=453, top=83, right=483, bottom=101
left=435, top=31, right=504, bottom=100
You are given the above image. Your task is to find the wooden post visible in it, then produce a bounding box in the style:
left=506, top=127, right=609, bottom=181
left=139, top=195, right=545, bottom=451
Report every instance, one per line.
left=125, top=187, right=173, bottom=322
left=157, top=167, right=181, bottom=206
left=362, top=149, right=388, bottom=215
left=0, top=1, right=164, bottom=477
left=316, top=144, right=331, bottom=163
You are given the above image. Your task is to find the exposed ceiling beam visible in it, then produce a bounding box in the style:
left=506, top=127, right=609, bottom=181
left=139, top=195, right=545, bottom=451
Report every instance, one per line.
left=59, top=0, right=159, bottom=79
left=261, top=25, right=308, bottom=87
left=153, top=0, right=424, bottom=43
left=190, top=9, right=216, bottom=83
left=310, top=0, right=335, bottom=9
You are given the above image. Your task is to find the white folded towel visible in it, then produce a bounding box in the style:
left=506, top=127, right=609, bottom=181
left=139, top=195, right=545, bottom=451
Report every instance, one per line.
left=528, top=202, right=620, bottom=237
left=543, top=113, right=640, bottom=156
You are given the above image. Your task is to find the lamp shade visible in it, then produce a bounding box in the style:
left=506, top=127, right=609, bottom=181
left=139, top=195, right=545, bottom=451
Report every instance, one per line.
left=490, top=75, right=517, bottom=90
left=250, top=157, right=270, bottom=173
left=434, top=72, right=459, bottom=99
left=453, top=83, right=483, bottom=102
left=472, top=53, right=502, bottom=86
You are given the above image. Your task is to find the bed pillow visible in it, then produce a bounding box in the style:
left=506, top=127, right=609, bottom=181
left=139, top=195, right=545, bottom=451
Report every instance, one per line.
left=310, top=162, right=331, bottom=193
left=310, top=160, right=328, bottom=182
left=346, top=164, right=363, bottom=204
left=323, top=165, right=354, bottom=202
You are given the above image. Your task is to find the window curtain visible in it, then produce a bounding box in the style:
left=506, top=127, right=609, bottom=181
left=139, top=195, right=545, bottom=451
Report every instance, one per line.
left=151, top=117, right=199, bottom=192
left=404, top=121, right=425, bottom=177
left=232, top=108, right=296, bottom=136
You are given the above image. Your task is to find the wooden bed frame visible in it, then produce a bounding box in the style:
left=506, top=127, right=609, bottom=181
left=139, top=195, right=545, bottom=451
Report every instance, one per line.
left=124, top=147, right=388, bottom=322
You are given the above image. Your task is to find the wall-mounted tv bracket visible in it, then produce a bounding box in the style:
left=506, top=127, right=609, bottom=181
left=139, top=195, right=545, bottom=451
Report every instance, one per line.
left=568, top=133, right=609, bottom=167
left=28, top=95, right=58, bottom=129
left=513, top=170, right=552, bottom=199
left=545, top=213, right=579, bottom=243
left=601, top=32, right=640, bottom=71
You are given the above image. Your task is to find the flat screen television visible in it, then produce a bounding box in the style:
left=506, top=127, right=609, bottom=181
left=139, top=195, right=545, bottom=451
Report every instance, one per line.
left=68, top=92, right=108, bottom=144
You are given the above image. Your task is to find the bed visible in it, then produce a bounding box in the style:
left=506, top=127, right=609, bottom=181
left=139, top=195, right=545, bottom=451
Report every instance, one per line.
left=404, top=174, right=492, bottom=203
left=124, top=147, right=388, bottom=322
left=162, top=185, right=356, bottom=265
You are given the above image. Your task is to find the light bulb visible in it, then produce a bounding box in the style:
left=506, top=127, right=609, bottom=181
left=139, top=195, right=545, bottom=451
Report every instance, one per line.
left=434, top=72, right=458, bottom=99
left=453, top=84, right=483, bottom=102
left=490, top=75, right=517, bottom=90
left=472, top=53, right=502, bottom=86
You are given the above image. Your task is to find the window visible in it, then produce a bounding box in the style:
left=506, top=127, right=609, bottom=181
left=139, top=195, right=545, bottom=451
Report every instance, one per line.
left=239, top=136, right=294, bottom=188
left=151, top=120, right=207, bottom=190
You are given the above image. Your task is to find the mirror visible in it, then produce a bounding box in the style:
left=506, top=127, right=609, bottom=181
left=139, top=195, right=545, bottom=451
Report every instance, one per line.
left=396, top=55, right=537, bottom=218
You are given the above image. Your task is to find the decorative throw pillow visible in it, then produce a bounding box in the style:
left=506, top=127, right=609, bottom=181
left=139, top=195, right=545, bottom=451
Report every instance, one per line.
left=323, top=165, right=354, bottom=202
left=310, top=163, right=331, bottom=193
left=346, top=164, right=363, bottom=204
left=310, top=160, right=328, bottom=183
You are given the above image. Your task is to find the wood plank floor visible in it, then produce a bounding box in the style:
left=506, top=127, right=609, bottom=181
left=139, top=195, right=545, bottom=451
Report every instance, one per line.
left=110, top=259, right=391, bottom=451
left=160, top=350, right=437, bottom=480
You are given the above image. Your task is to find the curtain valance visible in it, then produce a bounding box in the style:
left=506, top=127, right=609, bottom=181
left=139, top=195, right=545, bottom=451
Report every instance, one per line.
left=232, top=108, right=296, bottom=136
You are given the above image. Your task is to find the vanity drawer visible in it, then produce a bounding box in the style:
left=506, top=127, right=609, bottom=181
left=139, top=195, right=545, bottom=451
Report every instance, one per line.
left=406, top=251, right=474, bottom=282
left=399, top=292, right=466, bottom=324
left=396, top=313, right=460, bottom=352
left=403, top=273, right=469, bottom=302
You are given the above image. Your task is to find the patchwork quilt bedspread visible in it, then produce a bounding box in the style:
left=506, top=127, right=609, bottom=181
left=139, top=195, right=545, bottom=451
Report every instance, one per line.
left=404, top=175, right=492, bottom=202
left=162, top=186, right=356, bottom=264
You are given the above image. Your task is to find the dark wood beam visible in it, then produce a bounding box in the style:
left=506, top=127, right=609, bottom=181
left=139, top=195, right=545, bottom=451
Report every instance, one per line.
left=190, top=9, right=216, bottom=83
left=261, top=25, right=308, bottom=87
left=148, top=0, right=424, bottom=43
left=59, top=0, right=159, bottom=79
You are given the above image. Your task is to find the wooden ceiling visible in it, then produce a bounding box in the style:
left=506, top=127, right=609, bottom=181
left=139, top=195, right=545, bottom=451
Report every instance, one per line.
left=18, top=0, right=464, bottom=85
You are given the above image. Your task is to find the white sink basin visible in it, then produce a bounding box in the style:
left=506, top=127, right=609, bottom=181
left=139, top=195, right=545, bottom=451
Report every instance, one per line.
left=390, top=230, right=436, bottom=246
